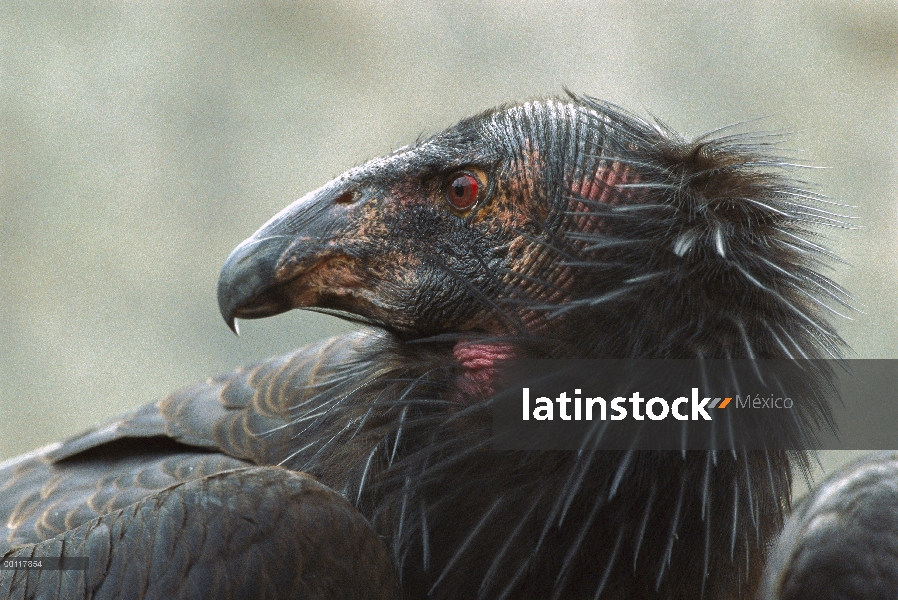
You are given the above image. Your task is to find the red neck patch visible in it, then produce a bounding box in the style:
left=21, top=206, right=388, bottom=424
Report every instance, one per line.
left=453, top=340, right=516, bottom=404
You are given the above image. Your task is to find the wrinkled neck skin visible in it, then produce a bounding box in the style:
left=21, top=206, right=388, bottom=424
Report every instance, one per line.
left=480, top=99, right=843, bottom=361
left=451, top=339, right=516, bottom=403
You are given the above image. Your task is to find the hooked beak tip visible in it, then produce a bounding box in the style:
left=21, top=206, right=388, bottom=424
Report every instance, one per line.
left=226, top=317, right=240, bottom=336
left=217, top=234, right=294, bottom=333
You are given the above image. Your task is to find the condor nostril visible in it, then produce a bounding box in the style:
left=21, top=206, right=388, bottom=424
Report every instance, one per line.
left=334, top=191, right=356, bottom=205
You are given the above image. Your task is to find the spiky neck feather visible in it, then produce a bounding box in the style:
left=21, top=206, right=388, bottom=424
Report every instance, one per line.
left=276, top=332, right=791, bottom=599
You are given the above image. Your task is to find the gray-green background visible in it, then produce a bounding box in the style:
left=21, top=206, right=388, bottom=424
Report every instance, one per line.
left=2, top=2, right=896, bottom=486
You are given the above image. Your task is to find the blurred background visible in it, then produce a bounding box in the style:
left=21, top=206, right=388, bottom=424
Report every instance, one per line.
left=2, top=1, right=896, bottom=487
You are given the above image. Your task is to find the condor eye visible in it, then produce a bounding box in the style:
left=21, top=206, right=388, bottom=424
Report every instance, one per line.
left=445, top=172, right=480, bottom=211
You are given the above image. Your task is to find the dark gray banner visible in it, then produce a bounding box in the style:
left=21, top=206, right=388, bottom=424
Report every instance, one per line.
left=491, top=359, right=898, bottom=451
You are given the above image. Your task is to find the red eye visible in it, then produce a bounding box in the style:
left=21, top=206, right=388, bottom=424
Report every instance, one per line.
left=446, top=173, right=479, bottom=210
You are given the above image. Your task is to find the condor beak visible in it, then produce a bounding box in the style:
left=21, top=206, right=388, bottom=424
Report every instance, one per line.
left=217, top=234, right=296, bottom=333
left=217, top=184, right=356, bottom=334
